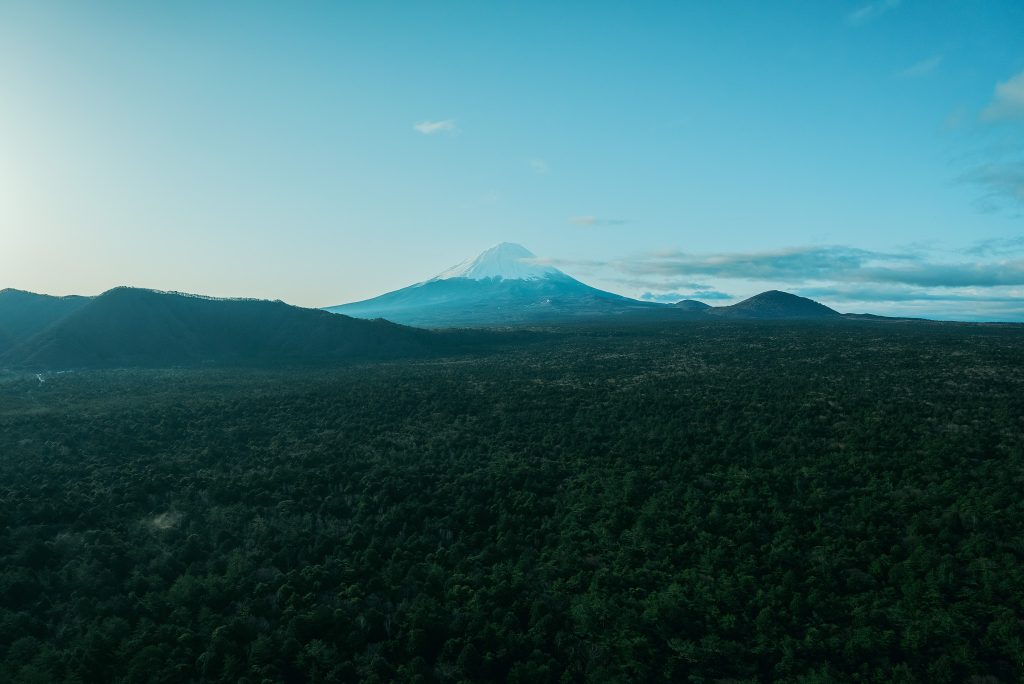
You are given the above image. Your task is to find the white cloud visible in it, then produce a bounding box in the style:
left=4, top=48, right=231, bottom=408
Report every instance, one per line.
left=964, top=235, right=1024, bottom=257
left=413, top=119, right=459, bottom=135
left=964, top=162, right=1024, bottom=208
left=959, top=72, right=1024, bottom=213
left=569, top=216, right=627, bottom=227
left=529, top=158, right=550, bottom=175
left=549, top=245, right=1024, bottom=288
left=639, top=289, right=732, bottom=302
left=846, top=0, right=900, bottom=26
left=897, top=55, right=942, bottom=79
left=982, top=71, right=1024, bottom=121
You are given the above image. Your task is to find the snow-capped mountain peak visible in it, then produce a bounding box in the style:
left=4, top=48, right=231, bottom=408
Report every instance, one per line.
left=431, top=243, right=563, bottom=281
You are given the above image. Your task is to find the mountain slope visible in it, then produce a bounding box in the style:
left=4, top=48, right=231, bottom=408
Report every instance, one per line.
left=327, top=243, right=668, bottom=327
left=0, top=289, right=91, bottom=350
left=708, top=290, right=841, bottom=319
left=1, top=287, right=446, bottom=369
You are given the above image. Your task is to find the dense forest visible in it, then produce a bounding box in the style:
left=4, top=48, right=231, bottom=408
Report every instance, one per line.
left=1, top=321, right=1023, bottom=682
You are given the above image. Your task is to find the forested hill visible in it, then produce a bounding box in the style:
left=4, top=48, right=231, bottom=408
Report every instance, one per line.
left=0, top=287, right=459, bottom=369
left=707, top=290, right=841, bottom=319
left=0, top=289, right=91, bottom=347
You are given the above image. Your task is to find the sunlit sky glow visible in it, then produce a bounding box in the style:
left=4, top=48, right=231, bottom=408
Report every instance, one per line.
left=2, top=1, right=1023, bottom=320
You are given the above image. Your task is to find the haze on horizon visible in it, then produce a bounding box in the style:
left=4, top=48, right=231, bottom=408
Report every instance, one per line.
left=1, top=1, right=1023, bottom=321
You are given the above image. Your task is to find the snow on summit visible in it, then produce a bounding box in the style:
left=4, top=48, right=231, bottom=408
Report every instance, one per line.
left=431, top=243, right=563, bottom=281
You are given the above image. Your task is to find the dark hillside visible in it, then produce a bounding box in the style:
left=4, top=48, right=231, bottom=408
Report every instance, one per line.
left=1, top=287, right=443, bottom=369
left=0, top=289, right=90, bottom=349
left=709, top=290, right=840, bottom=319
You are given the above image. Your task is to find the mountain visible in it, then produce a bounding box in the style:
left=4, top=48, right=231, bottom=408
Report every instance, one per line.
left=432, top=242, right=563, bottom=281
left=707, top=290, right=841, bottom=319
left=1, top=287, right=452, bottom=370
left=326, top=243, right=669, bottom=327
left=0, top=289, right=91, bottom=349
left=326, top=243, right=846, bottom=327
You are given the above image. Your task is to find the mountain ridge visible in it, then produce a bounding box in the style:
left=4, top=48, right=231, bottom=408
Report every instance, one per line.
left=0, top=288, right=92, bottom=348
left=0, top=287, right=458, bottom=370
left=327, top=244, right=842, bottom=327
left=0, top=247, right=942, bottom=369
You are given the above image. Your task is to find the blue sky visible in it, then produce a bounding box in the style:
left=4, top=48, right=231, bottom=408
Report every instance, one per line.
left=1, top=1, right=1023, bottom=320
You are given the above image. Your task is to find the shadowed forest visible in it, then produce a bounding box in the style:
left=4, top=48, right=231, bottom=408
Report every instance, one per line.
left=2, top=321, right=1023, bottom=683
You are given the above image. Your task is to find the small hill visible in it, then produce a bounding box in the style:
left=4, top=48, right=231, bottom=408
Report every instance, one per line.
left=708, top=290, right=840, bottom=319
left=674, top=299, right=711, bottom=312
left=1, top=287, right=446, bottom=369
